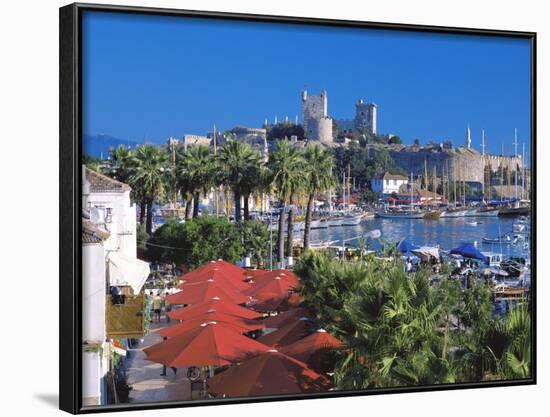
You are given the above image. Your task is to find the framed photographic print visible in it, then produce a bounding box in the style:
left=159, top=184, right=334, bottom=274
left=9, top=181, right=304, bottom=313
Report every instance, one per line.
left=59, top=2, right=536, bottom=414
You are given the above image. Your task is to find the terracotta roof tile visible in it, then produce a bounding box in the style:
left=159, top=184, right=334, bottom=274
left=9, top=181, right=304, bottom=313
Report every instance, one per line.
left=85, top=167, right=131, bottom=193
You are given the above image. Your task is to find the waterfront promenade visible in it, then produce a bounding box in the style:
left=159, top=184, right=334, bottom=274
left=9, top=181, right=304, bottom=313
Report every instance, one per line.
left=126, top=322, right=192, bottom=404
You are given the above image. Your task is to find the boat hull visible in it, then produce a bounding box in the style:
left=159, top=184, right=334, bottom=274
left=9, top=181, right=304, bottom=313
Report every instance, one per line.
left=475, top=209, right=500, bottom=217
left=498, top=207, right=530, bottom=217
left=376, top=212, right=424, bottom=219
left=341, top=216, right=362, bottom=226
left=442, top=210, right=467, bottom=218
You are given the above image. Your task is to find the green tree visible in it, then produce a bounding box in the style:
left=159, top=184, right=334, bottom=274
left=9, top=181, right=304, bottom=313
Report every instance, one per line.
left=238, top=220, right=269, bottom=269
left=303, top=145, right=335, bottom=250
left=129, top=144, right=171, bottom=234
left=267, top=141, right=305, bottom=263
left=178, top=145, right=216, bottom=219
left=83, top=154, right=102, bottom=173
left=109, top=144, right=133, bottom=183
left=266, top=121, right=304, bottom=141
left=388, top=135, right=402, bottom=144
left=148, top=217, right=242, bottom=269
left=293, top=251, right=528, bottom=388
left=218, top=141, right=263, bottom=221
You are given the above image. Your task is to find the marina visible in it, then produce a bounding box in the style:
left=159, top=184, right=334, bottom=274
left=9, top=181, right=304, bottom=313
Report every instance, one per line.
left=306, top=215, right=530, bottom=259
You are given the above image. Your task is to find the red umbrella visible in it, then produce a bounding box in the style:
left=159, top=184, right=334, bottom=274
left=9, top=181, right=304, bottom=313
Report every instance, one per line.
left=244, top=275, right=297, bottom=299
left=144, top=322, right=270, bottom=367
left=160, top=311, right=264, bottom=338
left=168, top=298, right=263, bottom=321
left=243, top=276, right=297, bottom=299
left=257, top=317, right=311, bottom=347
left=280, top=329, right=341, bottom=366
left=248, top=292, right=302, bottom=313
left=263, top=307, right=309, bottom=329
left=207, top=349, right=332, bottom=397
left=247, top=269, right=299, bottom=288
left=177, top=269, right=250, bottom=291
left=242, top=269, right=267, bottom=280
left=167, top=279, right=250, bottom=306
left=178, top=260, right=246, bottom=283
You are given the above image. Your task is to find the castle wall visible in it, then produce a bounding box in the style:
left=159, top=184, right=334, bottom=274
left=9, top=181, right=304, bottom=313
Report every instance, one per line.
left=485, top=154, right=523, bottom=173
left=386, top=147, right=484, bottom=183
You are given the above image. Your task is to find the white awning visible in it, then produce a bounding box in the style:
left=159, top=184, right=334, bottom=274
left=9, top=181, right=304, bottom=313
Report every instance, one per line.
left=108, top=252, right=150, bottom=294
left=412, top=246, right=440, bottom=260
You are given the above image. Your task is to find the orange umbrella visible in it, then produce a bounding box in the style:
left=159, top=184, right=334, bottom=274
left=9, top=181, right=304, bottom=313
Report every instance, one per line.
left=177, top=269, right=250, bottom=291
left=168, top=298, right=263, bottom=321
left=144, top=322, right=270, bottom=367
left=160, top=311, right=264, bottom=338
left=263, top=307, right=309, bottom=329
left=280, top=329, right=341, bottom=367
left=257, top=317, right=311, bottom=347
left=207, top=349, right=332, bottom=397
left=167, top=279, right=250, bottom=306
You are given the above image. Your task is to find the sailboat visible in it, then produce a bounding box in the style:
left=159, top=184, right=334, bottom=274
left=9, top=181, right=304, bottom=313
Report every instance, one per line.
left=376, top=172, right=424, bottom=219
left=341, top=165, right=363, bottom=226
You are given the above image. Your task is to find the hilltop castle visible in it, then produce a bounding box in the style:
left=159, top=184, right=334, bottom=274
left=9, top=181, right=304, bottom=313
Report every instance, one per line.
left=301, top=89, right=378, bottom=143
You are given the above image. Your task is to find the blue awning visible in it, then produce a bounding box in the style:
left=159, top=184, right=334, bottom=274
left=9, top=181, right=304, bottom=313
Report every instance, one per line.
left=398, top=240, right=420, bottom=253
left=450, top=243, right=485, bottom=261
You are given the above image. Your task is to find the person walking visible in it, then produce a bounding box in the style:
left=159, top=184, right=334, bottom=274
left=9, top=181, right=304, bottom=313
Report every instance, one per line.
left=160, top=337, right=178, bottom=377
left=152, top=292, right=162, bottom=323
left=164, top=288, right=172, bottom=323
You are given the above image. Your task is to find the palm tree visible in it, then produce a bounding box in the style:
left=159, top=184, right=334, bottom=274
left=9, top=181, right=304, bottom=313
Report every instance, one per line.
left=109, top=144, right=132, bottom=183
left=267, top=141, right=305, bottom=264
left=218, top=141, right=263, bottom=221
left=303, top=145, right=335, bottom=250
left=129, top=144, right=171, bottom=235
left=178, top=145, right=215, bottom=218
left=175, top=150, right=195, bottom=221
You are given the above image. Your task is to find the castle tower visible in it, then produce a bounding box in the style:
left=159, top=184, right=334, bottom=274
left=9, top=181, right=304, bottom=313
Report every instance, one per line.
left=354, top=99, right=377, bottom=135
left=301, top=89, right=332, bottom=143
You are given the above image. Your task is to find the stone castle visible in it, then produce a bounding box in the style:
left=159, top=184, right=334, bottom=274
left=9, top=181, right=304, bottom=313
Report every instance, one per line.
left=301, top=89, right=524, bottom=185
left=301, top=89, right=377, bottom=143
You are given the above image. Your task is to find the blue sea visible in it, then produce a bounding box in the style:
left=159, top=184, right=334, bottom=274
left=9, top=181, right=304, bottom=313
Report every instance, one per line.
left=307, top=216, right=530, bottom=260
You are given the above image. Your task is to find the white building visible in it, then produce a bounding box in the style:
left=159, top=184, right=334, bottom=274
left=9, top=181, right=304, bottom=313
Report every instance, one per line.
left=371, top=172, right=409, bottom=195
left=81, top=167, right=150, bottom=406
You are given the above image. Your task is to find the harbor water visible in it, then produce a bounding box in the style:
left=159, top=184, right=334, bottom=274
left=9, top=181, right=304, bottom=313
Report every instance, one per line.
left=307, top=216, right=530, bottom=259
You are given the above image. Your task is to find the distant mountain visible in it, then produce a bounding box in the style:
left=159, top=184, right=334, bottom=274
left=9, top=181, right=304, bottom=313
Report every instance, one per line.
left=83, top=134, right=140, bottom=159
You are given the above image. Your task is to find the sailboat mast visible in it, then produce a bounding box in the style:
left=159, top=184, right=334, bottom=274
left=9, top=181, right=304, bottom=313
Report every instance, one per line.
left=453, top=158, right=457, bottom=205
left=410, top=172, right=413, bottom=214
left=500, top=144, right=505, bottom=201
left=342, top=170, right=346, bottom=212
left=521, top=142, right=525, bottom=200
left=432, top=164, right=436, bottom=206
left=347, top=164, right=351, bottom=210
left=514, top=128, right=518, bottom=202
left=481, top=129, right=486, bottom=200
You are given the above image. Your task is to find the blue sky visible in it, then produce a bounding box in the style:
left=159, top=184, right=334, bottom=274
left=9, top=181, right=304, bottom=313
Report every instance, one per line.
left=82, top=11, right=532, bottom=156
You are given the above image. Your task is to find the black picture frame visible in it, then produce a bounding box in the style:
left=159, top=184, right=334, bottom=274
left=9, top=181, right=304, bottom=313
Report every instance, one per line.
left=59, top=3, right=537, bottom=414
